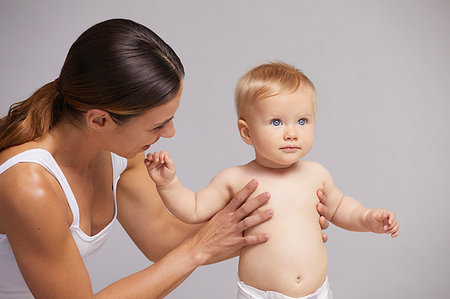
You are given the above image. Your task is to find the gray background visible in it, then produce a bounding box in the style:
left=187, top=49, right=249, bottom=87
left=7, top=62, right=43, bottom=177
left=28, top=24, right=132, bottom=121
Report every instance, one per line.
left=1, top=1, right=449, bottom=298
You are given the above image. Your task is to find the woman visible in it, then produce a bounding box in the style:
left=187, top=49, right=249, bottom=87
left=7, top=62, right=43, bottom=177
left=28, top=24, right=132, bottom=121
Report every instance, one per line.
left=0, top=19, right=329, bottom=298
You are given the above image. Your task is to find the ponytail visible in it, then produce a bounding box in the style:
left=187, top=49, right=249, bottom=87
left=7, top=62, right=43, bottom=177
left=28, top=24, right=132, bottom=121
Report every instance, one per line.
left=0, top=82, right=62, bottom=151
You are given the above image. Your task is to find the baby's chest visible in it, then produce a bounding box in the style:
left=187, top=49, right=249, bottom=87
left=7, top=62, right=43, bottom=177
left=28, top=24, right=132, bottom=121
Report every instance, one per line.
left=238, top=175, right=322, bottom=212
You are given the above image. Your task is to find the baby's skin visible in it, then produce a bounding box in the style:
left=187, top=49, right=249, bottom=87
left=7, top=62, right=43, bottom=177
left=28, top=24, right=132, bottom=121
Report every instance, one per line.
left=214, top=160, right=330, bottom=296
left=145, top=87, right=399, bottom=297
left=146, top=153, right=398, bottom=297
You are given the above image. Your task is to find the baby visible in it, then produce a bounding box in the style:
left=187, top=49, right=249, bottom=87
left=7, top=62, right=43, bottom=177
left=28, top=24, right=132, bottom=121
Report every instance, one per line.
left=146, top=62, right=399, bottom=299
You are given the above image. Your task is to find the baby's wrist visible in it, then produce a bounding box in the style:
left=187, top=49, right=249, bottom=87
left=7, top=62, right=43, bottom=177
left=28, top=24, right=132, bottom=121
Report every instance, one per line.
left=362, top=209, right=372, bottom=230
left=156, top=176, right=179, bottom=189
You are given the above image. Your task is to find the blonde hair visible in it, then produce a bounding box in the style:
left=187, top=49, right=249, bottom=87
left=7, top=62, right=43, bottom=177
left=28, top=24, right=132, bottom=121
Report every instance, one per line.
left=235, top=62, right=316, bottom=119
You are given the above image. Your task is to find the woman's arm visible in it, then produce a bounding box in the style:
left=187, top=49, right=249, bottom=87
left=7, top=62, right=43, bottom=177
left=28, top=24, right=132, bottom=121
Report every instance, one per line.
left=0, top=158, right=273, bottom=298
left=0, top=163, right=95, bottom=298
left=117, top=153, right=200, bottom=261
left=1, top=163, right=202, bottom=298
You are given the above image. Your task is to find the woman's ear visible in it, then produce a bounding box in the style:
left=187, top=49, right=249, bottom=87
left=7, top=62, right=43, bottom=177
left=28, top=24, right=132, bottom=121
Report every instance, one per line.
left=238, top=119, right=252, bottom=145
left=85, top=109, right=113, bottom=131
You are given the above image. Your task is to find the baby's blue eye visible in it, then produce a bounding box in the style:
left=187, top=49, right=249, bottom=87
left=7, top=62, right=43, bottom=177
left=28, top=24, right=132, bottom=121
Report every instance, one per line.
left=271, top=119, right=282, bottom=126
left=298, top=119, right=306, bottom=126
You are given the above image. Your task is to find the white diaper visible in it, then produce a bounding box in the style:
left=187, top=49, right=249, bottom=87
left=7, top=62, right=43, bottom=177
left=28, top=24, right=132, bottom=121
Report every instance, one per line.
left=237, top=277, right=332, bottom=299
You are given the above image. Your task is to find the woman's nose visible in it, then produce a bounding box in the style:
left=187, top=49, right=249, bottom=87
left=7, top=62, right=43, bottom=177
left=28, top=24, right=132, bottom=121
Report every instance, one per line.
left=160, top=120, right=175, bottom=138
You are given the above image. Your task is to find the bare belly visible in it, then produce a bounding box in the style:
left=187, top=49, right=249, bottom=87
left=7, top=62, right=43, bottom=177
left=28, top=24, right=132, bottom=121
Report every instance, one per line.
left=238, top=206, right=328, bottom=297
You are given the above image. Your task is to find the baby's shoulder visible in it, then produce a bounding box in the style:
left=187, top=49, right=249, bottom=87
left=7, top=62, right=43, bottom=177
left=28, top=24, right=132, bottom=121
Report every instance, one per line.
left=214, top=164, right=249, bottom=179
left=210, top=164, right=253, bottom=188
left=297, top=160, right=330, bottom=176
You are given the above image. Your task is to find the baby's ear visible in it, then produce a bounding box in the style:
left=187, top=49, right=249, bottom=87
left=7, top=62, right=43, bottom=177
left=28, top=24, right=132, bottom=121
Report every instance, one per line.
left=238, top=119, right=252, bottom=145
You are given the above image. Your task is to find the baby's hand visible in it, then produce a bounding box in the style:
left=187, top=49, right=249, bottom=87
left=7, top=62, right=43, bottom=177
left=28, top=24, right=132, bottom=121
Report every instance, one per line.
left=144, top=151, right=176, bottom=186
left=365, top=208, right=399, bottom=238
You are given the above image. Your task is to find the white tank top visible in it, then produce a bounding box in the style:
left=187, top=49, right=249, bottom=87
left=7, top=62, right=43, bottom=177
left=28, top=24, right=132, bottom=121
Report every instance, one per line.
left=0, top=149, right=127, bottom=298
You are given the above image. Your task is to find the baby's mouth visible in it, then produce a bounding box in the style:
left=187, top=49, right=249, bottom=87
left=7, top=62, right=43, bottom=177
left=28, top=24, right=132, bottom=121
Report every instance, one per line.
left=280, top=146, right=300, bottom=152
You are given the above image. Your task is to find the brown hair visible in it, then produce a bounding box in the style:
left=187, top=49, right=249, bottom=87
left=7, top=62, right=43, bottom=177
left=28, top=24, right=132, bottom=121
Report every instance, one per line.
left=0, top=19, right=184, bottom=151
left=235, top=62, right=316, bottom=119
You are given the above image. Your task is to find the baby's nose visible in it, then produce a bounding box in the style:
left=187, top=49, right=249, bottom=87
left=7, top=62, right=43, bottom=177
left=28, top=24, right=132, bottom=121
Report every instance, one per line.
left=284, top=128, right=298, bottom=140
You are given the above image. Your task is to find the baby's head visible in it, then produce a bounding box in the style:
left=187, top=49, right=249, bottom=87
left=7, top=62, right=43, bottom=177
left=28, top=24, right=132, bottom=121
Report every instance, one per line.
left=235, top=62, right=317, bottom=168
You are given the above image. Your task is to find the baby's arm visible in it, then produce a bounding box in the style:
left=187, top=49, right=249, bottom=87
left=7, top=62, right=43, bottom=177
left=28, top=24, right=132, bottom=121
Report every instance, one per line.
left=145, top=151, right=234, bottom=224
left=316, top=164, right=399, bottom=237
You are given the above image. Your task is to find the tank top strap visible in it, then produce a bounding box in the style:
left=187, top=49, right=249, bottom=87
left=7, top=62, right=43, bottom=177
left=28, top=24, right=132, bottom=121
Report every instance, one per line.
left=0, top=149, right=81, bottom=227
left=111, top=152, right=127, bottom=187
left=110, top=152, right=127, bottom=216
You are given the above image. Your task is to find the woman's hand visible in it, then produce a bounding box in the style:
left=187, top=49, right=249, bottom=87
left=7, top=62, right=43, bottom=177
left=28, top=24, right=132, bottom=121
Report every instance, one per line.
left=317, top=190, right=330, bottom=243
left=190, top=179, right=273, bottom=265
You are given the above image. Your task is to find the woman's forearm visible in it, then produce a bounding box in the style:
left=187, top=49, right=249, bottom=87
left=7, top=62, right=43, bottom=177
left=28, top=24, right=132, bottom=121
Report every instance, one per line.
left=117, top=174, right=273, bottom=298
left=95, top=238, right=202, bottom=299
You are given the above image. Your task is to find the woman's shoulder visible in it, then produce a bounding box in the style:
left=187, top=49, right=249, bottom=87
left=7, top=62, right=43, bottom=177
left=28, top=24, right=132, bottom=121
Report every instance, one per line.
left=0, top=142, right=48, bottom=164
left=0, top=152, right=64, bottom=200
left=0, top=142, right=66, bottom=206
left=0, top=157, right=70, bottom=232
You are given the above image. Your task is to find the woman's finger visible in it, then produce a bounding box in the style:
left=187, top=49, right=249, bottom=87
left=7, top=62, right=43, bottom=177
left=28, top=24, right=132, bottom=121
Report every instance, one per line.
left=241, top=233, right=270, bottom=247
left=322, top=233, right=328, bottom=243
left=237, top=209, right=273, bottom=232
left=319, top=215, right=329, bottom=229
left=317, top=190, right=326, bottom=204
left=232, top=192, right=271, bottom=222
left=224, top=179, right=259, bottom=212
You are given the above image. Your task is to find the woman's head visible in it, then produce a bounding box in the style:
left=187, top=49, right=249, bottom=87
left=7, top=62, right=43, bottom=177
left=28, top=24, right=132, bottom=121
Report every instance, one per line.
left=0, top=18, right=184, bottom=151
left=58, top=18, right=184, bottom=122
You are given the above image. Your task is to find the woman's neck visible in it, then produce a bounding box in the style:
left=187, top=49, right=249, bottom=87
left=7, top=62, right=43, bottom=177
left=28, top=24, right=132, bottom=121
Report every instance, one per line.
left=43, top=121, right=105, bottom=171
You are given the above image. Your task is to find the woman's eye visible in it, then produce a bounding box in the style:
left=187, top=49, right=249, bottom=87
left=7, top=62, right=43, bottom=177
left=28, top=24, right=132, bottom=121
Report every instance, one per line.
left=152, top=125, right=164, bottom=132
left=298, top=118, right=307, bottom=126
left=271, top=119, right=282, bottom=126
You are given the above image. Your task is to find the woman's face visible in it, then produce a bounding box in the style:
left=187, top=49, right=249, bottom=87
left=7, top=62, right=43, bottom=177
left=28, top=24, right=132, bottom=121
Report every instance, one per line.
left=110, top=85, right=182, bottom=158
